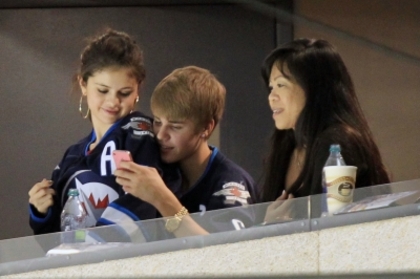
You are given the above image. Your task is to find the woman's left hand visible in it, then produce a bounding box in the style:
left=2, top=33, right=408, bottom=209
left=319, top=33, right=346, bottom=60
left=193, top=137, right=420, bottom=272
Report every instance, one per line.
left=263, top=190, right=295, bottom=224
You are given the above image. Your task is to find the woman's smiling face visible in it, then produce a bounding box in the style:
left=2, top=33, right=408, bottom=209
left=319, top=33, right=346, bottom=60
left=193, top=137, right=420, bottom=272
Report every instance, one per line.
left=268, top=64, right=306, bottom=130
left=80, top=67, right=139, bottom=133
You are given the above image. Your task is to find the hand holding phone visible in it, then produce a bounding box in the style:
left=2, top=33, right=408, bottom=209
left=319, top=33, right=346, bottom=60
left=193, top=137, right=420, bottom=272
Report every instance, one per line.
left=112, top=150, right=133, bottom=170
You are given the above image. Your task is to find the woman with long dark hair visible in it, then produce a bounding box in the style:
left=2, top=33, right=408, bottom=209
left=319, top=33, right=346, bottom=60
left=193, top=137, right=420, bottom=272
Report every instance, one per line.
left=260, top=38, right=390, bottom=205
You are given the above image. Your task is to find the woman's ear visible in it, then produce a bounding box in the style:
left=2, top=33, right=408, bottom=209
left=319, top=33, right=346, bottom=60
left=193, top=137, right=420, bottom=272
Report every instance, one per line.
left=78, top=76, right=87, bottom=96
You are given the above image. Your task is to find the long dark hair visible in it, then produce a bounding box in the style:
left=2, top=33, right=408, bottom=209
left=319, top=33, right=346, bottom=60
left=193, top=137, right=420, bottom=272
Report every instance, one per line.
left=260, top=38, right=389, bottom=202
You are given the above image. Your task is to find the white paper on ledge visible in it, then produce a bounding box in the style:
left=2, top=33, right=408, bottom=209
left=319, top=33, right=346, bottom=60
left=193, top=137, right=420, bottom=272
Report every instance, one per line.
left=46, top=242, right=134, bottom=256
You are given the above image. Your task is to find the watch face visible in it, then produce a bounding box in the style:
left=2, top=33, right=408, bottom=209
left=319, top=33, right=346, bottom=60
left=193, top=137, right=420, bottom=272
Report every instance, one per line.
left=165, top=217, right=180, bottom=233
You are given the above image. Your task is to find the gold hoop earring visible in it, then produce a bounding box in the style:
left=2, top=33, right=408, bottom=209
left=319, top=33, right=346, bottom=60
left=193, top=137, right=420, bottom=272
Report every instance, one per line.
left=79, top=95, right=90, bottom=119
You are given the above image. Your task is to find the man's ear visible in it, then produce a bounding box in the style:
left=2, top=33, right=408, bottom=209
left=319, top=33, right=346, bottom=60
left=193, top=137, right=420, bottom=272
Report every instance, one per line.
left=203, top=119, right=216, bottom=138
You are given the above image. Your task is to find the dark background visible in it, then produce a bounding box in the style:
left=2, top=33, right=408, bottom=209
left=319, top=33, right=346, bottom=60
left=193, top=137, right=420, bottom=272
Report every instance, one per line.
left=0, top=0, right=292, bottom=239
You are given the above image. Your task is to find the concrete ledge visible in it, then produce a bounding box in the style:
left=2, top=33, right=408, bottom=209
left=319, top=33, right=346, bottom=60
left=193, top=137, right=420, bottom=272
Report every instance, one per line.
left=319, top=215, right=420, bottom=274
left=2, top=215, right=420, bottom=278
left=0, top=232, right=319, bottom=278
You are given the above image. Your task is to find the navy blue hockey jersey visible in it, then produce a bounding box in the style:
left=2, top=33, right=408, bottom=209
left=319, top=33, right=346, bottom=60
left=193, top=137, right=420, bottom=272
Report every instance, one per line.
left=29, top=111, right=181, bottom=236
left=180, top=147, right=257, bottom=232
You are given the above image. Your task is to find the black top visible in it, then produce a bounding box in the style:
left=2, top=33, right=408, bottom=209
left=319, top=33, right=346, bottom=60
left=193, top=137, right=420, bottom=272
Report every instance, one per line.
left=296, top=125, right=374, bottom=197
left=294, top=124, right=390, bottom=217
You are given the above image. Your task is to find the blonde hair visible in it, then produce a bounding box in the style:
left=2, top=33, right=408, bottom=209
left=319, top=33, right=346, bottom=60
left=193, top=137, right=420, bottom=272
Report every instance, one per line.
left=151, top=66, right=226, bottom=133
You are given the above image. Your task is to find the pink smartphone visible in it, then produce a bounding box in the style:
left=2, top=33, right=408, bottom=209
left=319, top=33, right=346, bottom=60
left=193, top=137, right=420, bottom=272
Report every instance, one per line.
left=112, top=150, right=133, bottom=169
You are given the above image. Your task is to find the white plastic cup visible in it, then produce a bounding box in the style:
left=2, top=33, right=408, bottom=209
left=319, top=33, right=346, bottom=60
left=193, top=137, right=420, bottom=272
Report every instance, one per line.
left=323, top=166, right=357, bottom=213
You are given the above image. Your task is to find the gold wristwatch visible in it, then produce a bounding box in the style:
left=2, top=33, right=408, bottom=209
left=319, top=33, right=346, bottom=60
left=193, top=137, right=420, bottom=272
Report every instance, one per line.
left=165, top=206, right=189, bottom=233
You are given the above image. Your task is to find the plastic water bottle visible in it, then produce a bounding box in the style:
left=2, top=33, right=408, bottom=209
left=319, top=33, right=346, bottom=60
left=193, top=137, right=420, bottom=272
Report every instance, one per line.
left=60, top=188, right=87, bottom=242
left=321, top=144, right=346, bottom=215
left=324, top=144, right=346, bottom=168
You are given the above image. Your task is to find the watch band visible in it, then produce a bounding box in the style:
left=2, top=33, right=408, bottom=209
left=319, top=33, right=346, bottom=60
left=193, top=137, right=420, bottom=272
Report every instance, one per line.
left=175, top=206, right=188, bottom=219
left=165, top=206, right=189, bottom=233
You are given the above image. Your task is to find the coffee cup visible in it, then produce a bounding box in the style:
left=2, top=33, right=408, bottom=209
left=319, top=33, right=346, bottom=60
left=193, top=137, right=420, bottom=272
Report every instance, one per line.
left=323, top=165, right=357, bottom=214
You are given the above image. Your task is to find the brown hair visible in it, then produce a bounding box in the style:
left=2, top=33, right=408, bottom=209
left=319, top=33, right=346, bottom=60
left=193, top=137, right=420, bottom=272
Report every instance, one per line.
left=73, top=28, right=145, bottom=93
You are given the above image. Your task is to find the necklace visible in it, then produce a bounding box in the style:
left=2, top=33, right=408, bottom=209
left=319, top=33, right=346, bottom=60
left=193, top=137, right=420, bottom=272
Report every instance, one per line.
left=295, top=152, right=301, bottom=168
left=294, top=148, right=305, bottom=169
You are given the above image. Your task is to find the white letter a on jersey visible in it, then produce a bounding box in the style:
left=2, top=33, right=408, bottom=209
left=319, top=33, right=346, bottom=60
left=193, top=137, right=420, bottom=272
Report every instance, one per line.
left=101, top=141, right=116, bottom=176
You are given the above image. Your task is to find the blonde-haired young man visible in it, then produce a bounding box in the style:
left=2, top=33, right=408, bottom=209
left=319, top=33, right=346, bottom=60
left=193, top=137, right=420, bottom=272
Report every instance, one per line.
left=115, top=66, right=257, bottom=237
